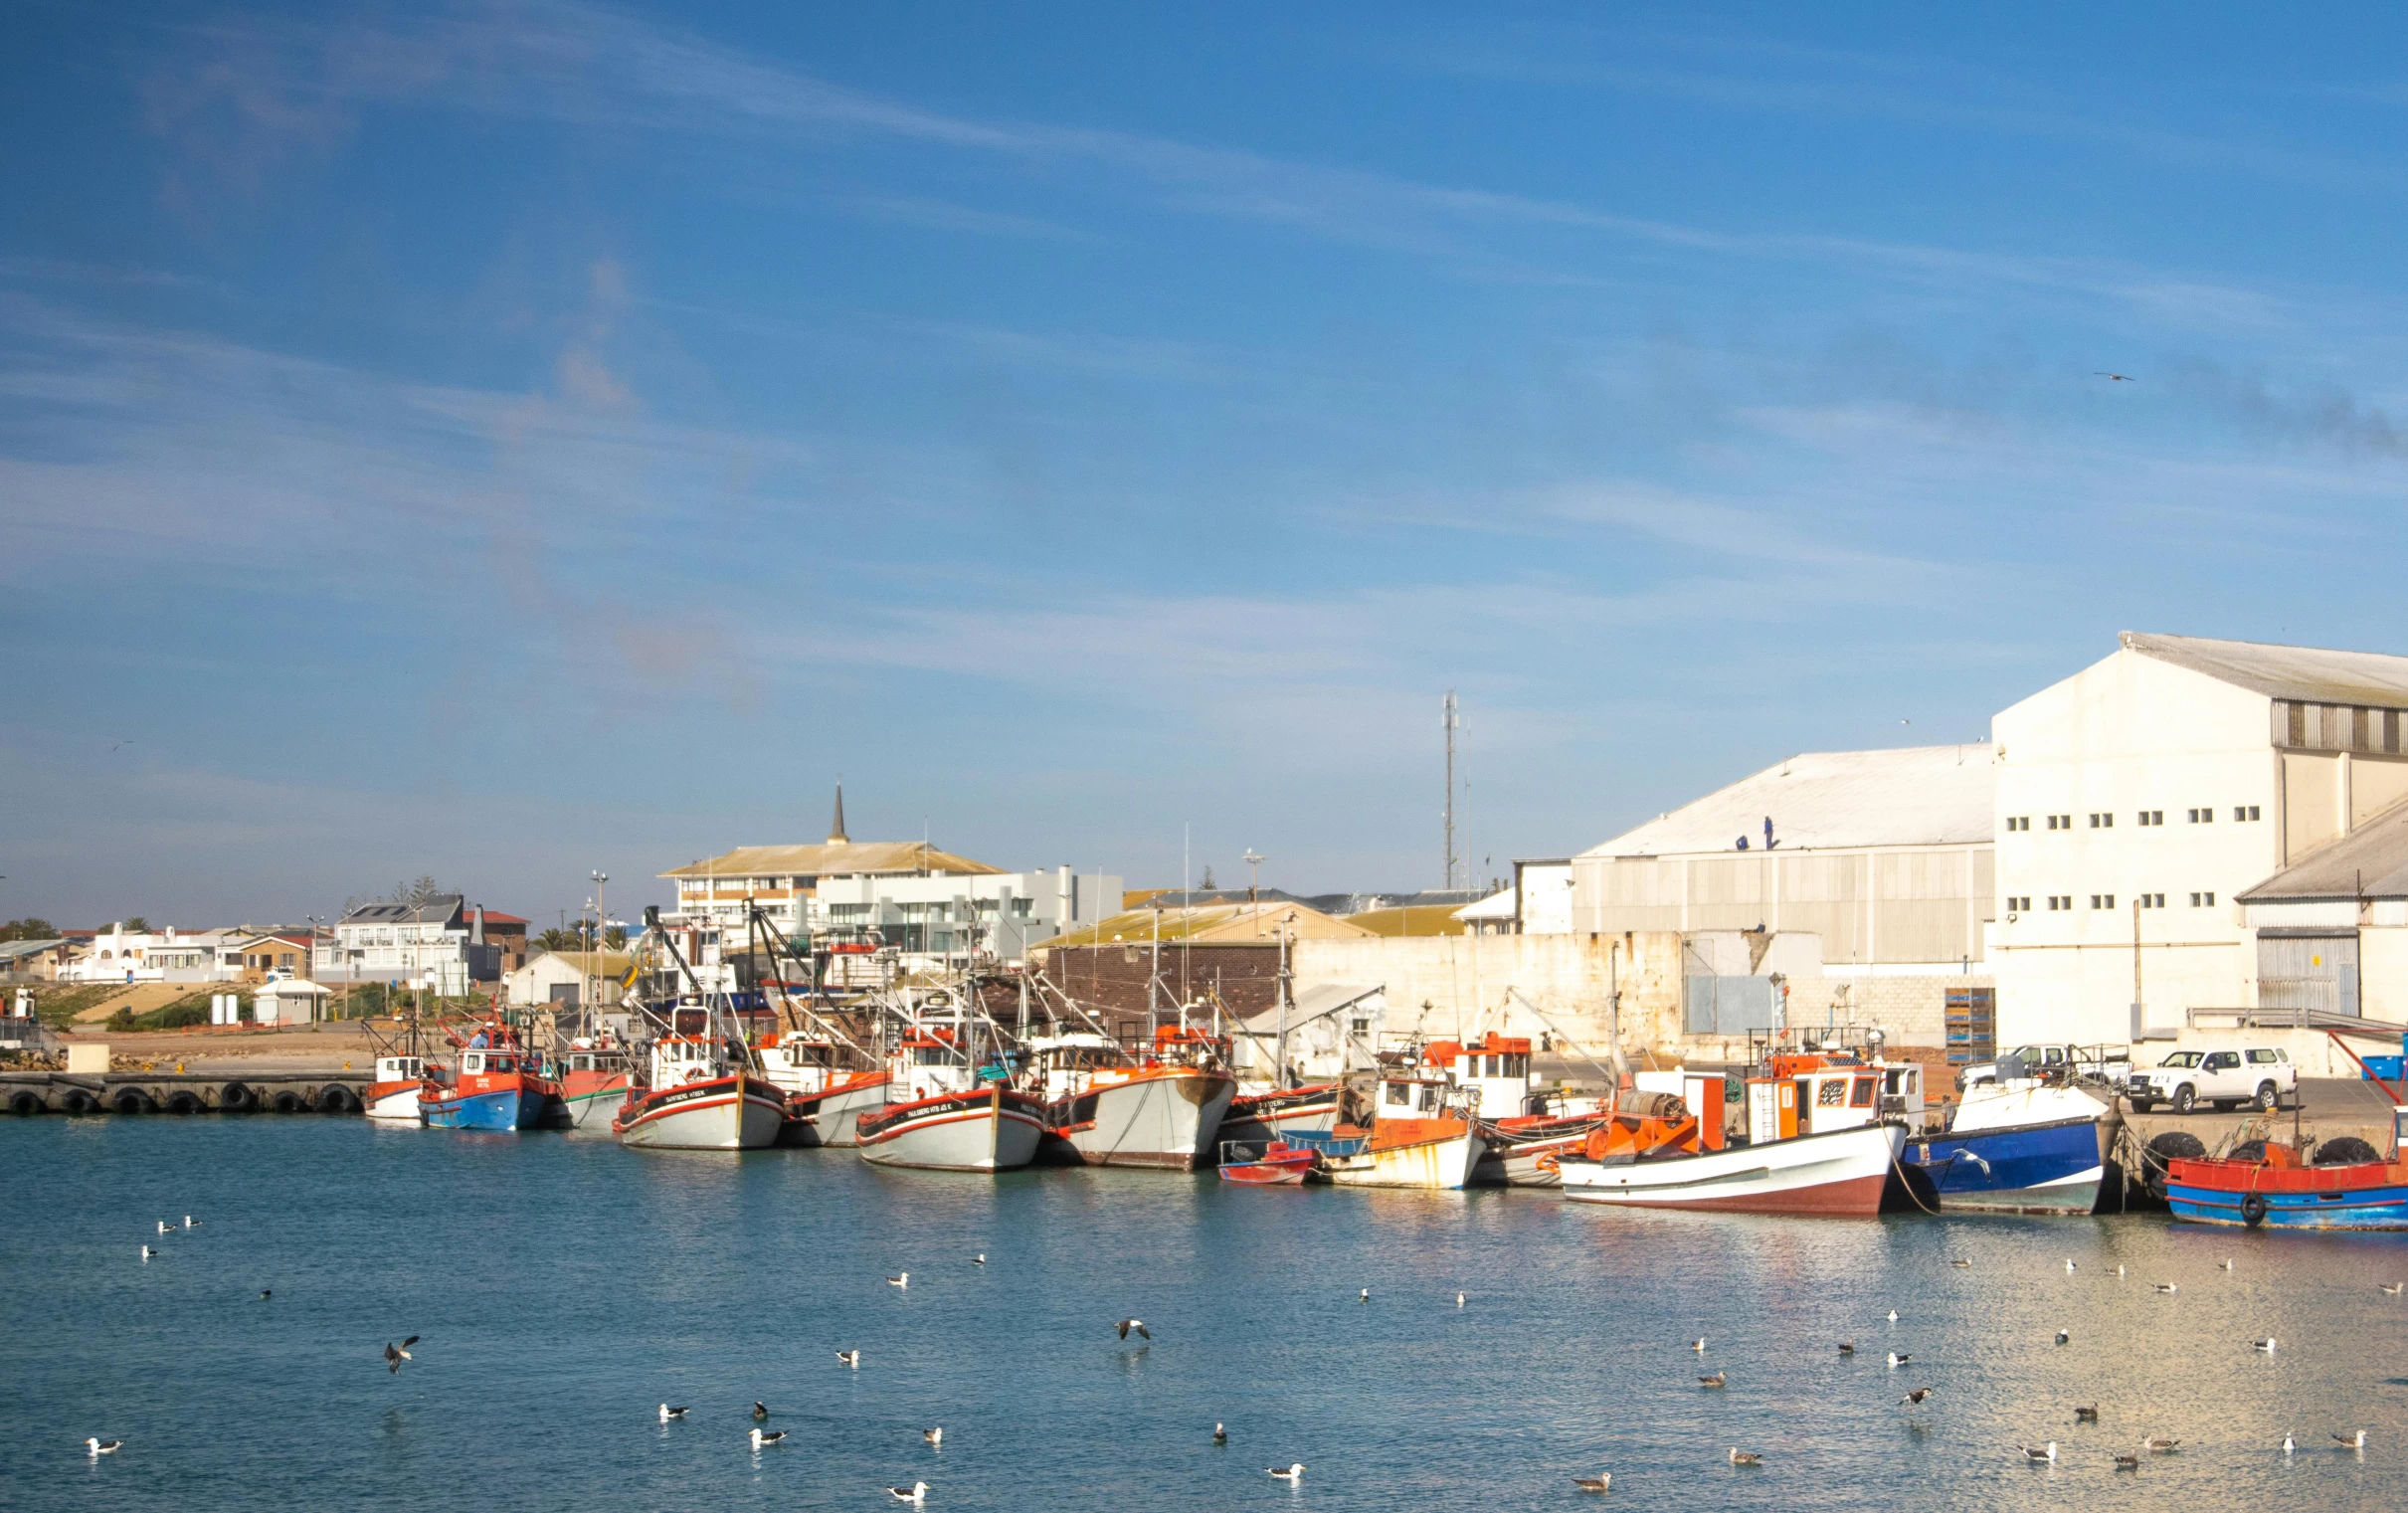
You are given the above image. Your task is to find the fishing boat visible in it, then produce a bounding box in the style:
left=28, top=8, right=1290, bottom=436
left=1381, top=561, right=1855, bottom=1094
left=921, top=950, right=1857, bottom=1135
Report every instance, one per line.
left=857, top=1022, right=1046, bottom=1172
left=1025, top=1027, right=1237, bottom=1171
left=1901, top=1077, right=2107, bottom=1214
left=364, top=1053, right=425, bottom=1123
left=756, top=1035, right=890, bottom=1149
left=613, top=1032, right=787, bottom=1150
left=421, top=1019, right=558, bottom=1132
left=2165, top=1033, right=2408, bottom=1229
left=1219, top=1082, right=1345, bottom=1145
left=1561, top=1056, right=1901, bottom=1216
left=1217, top=1139, right=1322, bottom=1185
left=558, top=1040, right=636, bottom=1132
left=1307, top=1067, right=1487, bottom=1189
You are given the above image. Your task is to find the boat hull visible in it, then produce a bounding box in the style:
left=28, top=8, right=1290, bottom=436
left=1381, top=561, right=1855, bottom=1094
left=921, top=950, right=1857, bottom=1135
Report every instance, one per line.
left=1052, top=1070, right=1236, bottom=1171
left=421, top=1079, right=546, bottom=1132
left=1325, top=1120, right=1487, bottom=1190
left=2167, top=1156, right=2408, bottom=1229
left=1219, top=1084, right=1342, bottom=1145
left=363, top=1080, right=422, bottom=1124
left=1218, top=1141, right=1321, bottom=1185
left=1476, top=1115, right=1619, bottom=1188
left=1561, top=1124, right=1905, bottom=1217
left=615, top=1076, right=786, bottom=1151
left=783, top=1074, right=891, bottom=1149
left=559, top=1070, right=633, bottom=1133
left=1902, top=1116, right=2104, bottom=1214
left=857, top=1088, right=1047, bottom=1172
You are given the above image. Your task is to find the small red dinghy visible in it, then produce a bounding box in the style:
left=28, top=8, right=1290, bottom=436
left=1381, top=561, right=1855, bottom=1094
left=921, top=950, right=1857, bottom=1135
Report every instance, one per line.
left=1218, top=1139, right=1322, bottom=1185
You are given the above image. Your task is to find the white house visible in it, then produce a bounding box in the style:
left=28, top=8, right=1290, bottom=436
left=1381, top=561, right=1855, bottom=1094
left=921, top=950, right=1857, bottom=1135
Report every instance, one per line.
left=315, top=895, right=505, bottom=994
left=60, top=924, right=243, bottom=984
left=1990, top=632, right=2408, bottom=1045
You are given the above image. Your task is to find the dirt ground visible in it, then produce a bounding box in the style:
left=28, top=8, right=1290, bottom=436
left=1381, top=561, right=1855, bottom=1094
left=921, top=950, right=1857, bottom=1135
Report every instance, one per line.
left=60, top=1021, right=393, bottom=1074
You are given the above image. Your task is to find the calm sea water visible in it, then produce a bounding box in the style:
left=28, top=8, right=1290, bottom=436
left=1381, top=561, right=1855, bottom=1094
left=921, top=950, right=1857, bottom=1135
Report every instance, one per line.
left=4, top=1117, right=2406, bottom=1511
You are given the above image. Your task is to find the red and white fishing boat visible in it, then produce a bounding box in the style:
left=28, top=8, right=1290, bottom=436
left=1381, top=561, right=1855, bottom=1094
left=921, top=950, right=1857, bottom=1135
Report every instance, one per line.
left=1560, top=1058, right=1902, bottom=1216
left=614, top=1032, right=786, bottom=1151
left=1313, top=1068, right=1487, bottom=1189
left=364, top=1053, right=425, bottom=1123
left=857, top=1024, right=1045, bottom=1172
left=558, top=1040, right=635, bottom=1132
left=1217, top=1139, right=1322, bottom=1185
left=756, top=1034, right=890, bottom=1148
left=1025, top=1027, right=1236, bottom=1171
left=1219, top=1082, right=1344, bottom=1145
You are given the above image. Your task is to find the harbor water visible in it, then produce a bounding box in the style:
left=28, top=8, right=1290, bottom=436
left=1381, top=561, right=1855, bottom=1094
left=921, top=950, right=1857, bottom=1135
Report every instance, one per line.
left=4, top=1117, right=2406, bottom=1511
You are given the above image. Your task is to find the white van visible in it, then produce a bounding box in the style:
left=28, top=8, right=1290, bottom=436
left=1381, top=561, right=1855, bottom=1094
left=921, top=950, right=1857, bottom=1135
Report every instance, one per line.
left=2126, top=1046, right=2297, bottom=1114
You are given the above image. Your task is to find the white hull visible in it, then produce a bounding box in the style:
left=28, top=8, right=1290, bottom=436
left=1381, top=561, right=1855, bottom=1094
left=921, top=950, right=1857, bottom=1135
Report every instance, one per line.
left=1561, top=1124, right=1903, bottom=1216
left=859, top=1091, right=1046, bottom=1172
left=1059, top=1072, right=1236, bottom=1171
left=1327, top=1128, right=1488, bottom=1190
left=364, top=1085, right=421, bottom=1123
left=787, top=1078, right=891, bottom=1149
left=618, top=1081, right=786, bottom=1151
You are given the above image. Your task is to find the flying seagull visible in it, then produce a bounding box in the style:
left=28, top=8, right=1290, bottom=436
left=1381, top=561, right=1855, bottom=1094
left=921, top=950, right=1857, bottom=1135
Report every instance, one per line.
left=1728, top=1448, right=1761, bottom=1466
left=658, top=1405, right=688, bottom=1422
left=1698, top=1372, right=1727, bottom=1389
left=1115, top=1319, right=1151, bottom=1341
left=2019, top=1442, right=2059, bottom=1463
left=1266, top=1462, right=1306, bottom=1481
left=2335, top=1429, right=2368, bottom=1450
left=2095, top=372, right=2136, bottom=381
left=2075, top=1405, right=2100, bottom=1423
left=836, top=1350, right=860, bottom=1368
left=886, top=1273, right=909, bottom=1289
left=87, top=1438, right=121, bottom=1456
left=1212, top=1422, right=1227, bottom=1444
left=750, top=1428, right=786, bottom=1448
left=922, top=1427, right=943, bottom=1447
left=1573, top=1473, right=1612, bottom=1492
left=2252, top=1337, right=2278, bottom=1353
left=887, top=1484, right=928, bottom=1504
left=384, top=1337, right=418, bottom=1374
left=1901, top=1388, right=1936, bottom=1407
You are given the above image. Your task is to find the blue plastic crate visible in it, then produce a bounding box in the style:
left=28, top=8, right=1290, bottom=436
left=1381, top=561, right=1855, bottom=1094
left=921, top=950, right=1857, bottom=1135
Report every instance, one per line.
left=2364, top=1054, right=2405, bottom=1082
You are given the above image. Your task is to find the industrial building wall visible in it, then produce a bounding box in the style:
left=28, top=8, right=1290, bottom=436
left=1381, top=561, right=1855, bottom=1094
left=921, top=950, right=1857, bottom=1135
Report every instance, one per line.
left=1572, top=845, right=1990, bottom=966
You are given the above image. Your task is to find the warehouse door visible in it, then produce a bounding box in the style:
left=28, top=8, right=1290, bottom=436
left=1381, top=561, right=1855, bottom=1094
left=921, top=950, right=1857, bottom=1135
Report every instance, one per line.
left=2258, top=932, right=2358, bottom=1018
left=1685, top=975, right=1778, bottom=1036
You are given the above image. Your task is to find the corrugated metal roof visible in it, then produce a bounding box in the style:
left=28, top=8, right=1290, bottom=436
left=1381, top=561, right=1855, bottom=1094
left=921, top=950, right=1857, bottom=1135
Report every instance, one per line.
left=659, top=842, right=1004, bottom=879
left=2123, top=632, right=2408, bottom=707
left=1580, top=744, right=1995, bottom=858
left=0, top=938, right=65, bottom=960
left=2236, top=803, right=2408, bottom=901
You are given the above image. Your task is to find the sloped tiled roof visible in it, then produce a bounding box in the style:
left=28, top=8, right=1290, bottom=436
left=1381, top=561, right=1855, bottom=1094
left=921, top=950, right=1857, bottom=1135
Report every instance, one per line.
left=1581, top=744, right=1994, bottom=857
left=660, top=842, right=1003, bottom=879
left=2124, top=632, right=2408, bottom=707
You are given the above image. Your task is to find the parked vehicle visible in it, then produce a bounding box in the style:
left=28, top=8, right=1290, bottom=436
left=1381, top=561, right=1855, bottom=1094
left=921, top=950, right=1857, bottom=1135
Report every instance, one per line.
left=1956, top=1043, right=2130, bottom=1093
left=2126, top=1046, right=2297, bottom=1114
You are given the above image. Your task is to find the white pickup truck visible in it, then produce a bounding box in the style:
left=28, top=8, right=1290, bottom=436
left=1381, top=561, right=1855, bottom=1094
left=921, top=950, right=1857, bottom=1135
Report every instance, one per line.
left=1956, top=1043, right=2131, bottom=1094
left=2125, top=1046, right=2298, bottom=1114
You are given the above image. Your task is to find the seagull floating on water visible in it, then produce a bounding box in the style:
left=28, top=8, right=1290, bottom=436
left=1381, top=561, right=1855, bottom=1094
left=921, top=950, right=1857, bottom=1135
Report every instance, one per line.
left=1886, top=1309, right=1899, bottom=1322
left=1573, top=1473, right=1612, bottom=1492
left=183, top=1216, right=200, bottom=1230
left=753, top=1402, right=769, bottom=1420
left=2335, top=1429, right=2368, bottom=1450
left=887, top=1273, right=909, bottom=1289
left=1266, top=1462, right=1305, bottom=1480
left=2075, top=1404, right=2099, bottom=1422
left=837, top=1350, right=860, bottom=1368
left=2252, top=1337, right=2278, bottom=1353
left=1456, top=1292, right=1465, bottom=1308
left=1950, top=1258, right=1972, bottom=1268
left=1359, top=1288, right=1370, bottom=1303
left=2153, top=1283, right=2178, bottom=1295
left=1698, top=1372, right=1726, bottom=1389
left=750, top=1428, right=786, bottom=1448
left=922, top=1427, right=942, bottom=1447
left=2283, top=1432, right=2295, bottom=1453
left=2018, top=1442, right=2059, bottom=1464
left=887, top=1483, right=927, bottom=1504
left=2219, top=1258, right=2234, bottom=1271
left=259, top=1289, right=271, bottom=1300
left=2114, top=1452, right=2138, bottom=1470
left=1837, top=1342, right=1855, bottom=1355
left=659, top=1405, right=687, bottom=1421
left=1887, top=1353, right=1911, bottom=1368
left=2056, top=1329, right=2070, bottom=1346
left=1691, top=1337, right=1707, bottom=1353
left=971, top=1253, right=986, bottom=1265
left=2065, top=1258, right=2077, bottom=1272
left=2382, top=1283, right=2404, bottom=1295
left=1212, top=1422, right=1226, bottom=1444
left=1901, top=1388, right=1935, bottom=1406
left=140, top=1245, right=154, bottom=1261
left=86, top=1437, right=120, bottom=1456
left=1727, top=1448, right=1760, bottom=1466
left=156, top=1221, right=170, bottom=1235
left=2141, top=1435, right=2181, bottom=1452
left=1115, top=1319, right=1151, bottom=1341
left=384, top=1337, right=417, bottom=1374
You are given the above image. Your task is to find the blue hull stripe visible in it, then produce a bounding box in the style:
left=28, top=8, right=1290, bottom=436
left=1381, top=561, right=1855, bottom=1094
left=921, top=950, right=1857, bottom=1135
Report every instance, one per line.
left=1902, top=1117, right=2101, bottom=1200
left=2168, top=1181, right=2408, bottom=1230
left=424, top=1087, right=536, bottom=1132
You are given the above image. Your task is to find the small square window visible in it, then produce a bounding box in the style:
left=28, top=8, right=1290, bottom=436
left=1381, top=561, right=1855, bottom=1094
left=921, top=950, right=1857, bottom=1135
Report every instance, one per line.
left=2090, top=893, right=2117, bottom=909
left=2203, top=891, right=2215, bottom=906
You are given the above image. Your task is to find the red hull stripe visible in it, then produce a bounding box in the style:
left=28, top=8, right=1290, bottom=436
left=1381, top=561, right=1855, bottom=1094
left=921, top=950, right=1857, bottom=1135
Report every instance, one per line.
left=860, top=1106, right=1047, bottom=1145
left=1596, top=1172, right=1889, bottom=1217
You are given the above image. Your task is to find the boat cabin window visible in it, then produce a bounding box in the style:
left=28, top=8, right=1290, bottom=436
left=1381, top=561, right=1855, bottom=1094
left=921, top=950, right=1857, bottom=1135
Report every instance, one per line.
left=1385, top=1081, right=1410, bottom=1107
left=462, top=1053, right=482, bottom=1073
left=570, top=1053, right=593, bottom=1070
left=487, top=1056, right=516, bottom=1073
left=1851, top=1077, right=1877, bottom=1108
left=1816, top=1078, right=1848, bottom=1107
left=913, top=1047, right=954, bottom=1067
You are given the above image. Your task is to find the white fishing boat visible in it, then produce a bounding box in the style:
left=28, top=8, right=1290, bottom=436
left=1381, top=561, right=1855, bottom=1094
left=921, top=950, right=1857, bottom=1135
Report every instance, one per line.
left=857, top=1021, right=1044, bottom=1172
left=1561, top=1121, right=1904, bottom=1215
left=1313, top=1069, right=1487, bottom=1190
left=756, top=1035, right=890, bottom=1148
left=1026, top=1027, right=1236, bottom=1171
left=363, top=1054, right=425, bottom=1123
left=615, top=1033, right=787, bottom=1150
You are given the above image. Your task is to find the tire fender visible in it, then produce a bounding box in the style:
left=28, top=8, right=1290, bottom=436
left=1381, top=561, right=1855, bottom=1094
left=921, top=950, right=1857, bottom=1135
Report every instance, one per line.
left=8, top=1089, right=40, bottom=1117
left=2241, top=1191, right=2269, bottom=1228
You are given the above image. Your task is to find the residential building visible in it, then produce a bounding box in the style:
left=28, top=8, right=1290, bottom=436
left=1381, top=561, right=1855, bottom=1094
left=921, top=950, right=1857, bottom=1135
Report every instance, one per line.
left=315, top=895, right=508, bottom=994
left=1991, top=632, right=2408, bottom=1045
left=223, top=931, right=317, bottom=981
left=0, top=938, right=70, bottom=980
left=59, top=923, right=243, bottom=983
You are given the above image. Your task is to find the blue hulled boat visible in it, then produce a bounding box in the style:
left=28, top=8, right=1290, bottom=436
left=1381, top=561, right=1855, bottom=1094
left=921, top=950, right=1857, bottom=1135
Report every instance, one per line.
left=420, top=1019, right=557, bottom=1132
left=1902, top=1083, right=2108, bottom=1214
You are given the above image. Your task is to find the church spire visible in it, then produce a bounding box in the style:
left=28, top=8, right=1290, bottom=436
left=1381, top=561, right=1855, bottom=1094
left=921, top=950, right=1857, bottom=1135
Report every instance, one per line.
left=828, top=781, right=848, bottom=845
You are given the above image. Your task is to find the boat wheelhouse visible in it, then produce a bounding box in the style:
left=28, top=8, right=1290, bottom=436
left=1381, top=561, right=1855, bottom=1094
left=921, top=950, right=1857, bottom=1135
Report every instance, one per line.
left=364, top=1055, right=425, bottom=1123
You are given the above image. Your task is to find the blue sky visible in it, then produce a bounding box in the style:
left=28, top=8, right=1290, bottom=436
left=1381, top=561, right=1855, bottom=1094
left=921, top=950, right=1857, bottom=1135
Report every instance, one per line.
left=7, top=3, right=2408, bottom=928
